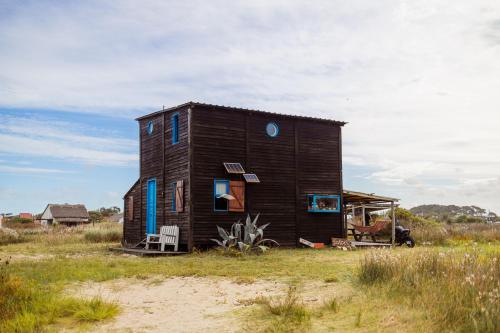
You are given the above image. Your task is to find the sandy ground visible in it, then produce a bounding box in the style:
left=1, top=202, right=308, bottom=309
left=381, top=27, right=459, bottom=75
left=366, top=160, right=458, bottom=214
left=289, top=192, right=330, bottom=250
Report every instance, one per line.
left=71, top=275, right=351, bottom=333
left=74, top=277, right=286, bottom=333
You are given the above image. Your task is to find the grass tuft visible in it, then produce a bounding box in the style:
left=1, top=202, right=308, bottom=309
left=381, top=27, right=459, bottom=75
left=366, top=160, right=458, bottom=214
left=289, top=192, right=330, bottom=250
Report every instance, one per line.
left=84, top=229, right=122, bottom=243
left=322, top=297, right=339, bottom=313
left=254, top=285, right=311, bottom=332
left=72, top=297, right=119, bottom=322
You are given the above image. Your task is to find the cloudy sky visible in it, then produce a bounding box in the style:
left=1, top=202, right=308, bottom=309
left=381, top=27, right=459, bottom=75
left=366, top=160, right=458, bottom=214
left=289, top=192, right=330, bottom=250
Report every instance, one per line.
left=0, top=0, right=499, bottom=214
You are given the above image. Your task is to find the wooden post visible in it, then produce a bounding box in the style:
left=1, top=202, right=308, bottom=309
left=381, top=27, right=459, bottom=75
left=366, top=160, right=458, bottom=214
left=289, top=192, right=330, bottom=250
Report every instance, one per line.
left=351, top=205, right=355, bottom=225
left=391, top=201, right=395, bottom=247
left=362, top=205, right=366, bottom=226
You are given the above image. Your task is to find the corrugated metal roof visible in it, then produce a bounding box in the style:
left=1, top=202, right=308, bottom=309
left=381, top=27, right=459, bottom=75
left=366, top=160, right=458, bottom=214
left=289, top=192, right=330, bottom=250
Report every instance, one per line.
left=343, top=190, right=399, bottom=203
left=135, top=101, right=347, bottom=126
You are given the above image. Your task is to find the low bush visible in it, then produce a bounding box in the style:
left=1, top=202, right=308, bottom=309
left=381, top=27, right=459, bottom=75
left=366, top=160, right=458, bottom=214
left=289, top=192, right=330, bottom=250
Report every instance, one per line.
left=358, top=249, right=500, bottom=333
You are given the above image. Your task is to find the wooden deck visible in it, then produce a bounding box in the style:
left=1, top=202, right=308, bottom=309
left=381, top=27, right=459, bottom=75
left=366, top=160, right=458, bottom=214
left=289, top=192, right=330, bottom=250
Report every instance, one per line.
left=109, top=247, right=188, bottom=256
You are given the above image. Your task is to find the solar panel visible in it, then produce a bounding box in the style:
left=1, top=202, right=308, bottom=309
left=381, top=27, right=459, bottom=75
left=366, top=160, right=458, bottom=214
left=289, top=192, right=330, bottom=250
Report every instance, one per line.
left=223, top=162, right=245, bottom=174
left=243, top=173, right=260, bottom=183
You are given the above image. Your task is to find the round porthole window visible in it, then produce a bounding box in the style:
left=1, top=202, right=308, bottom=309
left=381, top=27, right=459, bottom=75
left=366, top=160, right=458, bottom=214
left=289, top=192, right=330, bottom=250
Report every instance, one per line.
left=147, top=121, right=154, bottom=135
left=266, top=122, right=279, bottom=138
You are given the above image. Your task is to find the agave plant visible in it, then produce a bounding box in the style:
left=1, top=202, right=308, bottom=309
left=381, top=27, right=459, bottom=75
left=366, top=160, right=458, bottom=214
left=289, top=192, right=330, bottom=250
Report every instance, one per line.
left=211, top=214, right=279, bottom=254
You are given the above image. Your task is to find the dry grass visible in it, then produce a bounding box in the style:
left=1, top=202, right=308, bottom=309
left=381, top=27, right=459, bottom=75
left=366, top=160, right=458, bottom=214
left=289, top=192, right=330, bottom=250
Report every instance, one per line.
left=251, top=286, right=311, bottom=333
left=359, top=248, right=500, bottom=333
left=0, top=258, right=118, bottom=332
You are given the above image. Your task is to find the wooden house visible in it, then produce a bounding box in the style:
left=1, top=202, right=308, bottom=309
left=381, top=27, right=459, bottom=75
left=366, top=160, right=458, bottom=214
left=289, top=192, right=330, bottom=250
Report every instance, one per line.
left=123, top=102, right=346, bottom=250
left=40, top=204, right=90, bottom=226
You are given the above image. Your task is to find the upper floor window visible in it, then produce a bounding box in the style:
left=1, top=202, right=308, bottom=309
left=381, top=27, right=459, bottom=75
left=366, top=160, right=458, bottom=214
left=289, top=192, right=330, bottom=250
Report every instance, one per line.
left=172, top=113, right=179, bottom=144
left=147, top=121, right=154, bottom=135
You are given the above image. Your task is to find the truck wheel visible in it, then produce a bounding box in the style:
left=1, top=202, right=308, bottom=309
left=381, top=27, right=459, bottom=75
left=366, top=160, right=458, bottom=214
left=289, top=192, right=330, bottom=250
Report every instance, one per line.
left=405, top=236, right=415, bottom=248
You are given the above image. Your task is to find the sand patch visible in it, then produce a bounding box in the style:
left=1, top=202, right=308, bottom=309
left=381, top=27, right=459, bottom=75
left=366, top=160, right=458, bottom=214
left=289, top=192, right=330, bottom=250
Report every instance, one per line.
left=73, top=276, right=285, bottom=333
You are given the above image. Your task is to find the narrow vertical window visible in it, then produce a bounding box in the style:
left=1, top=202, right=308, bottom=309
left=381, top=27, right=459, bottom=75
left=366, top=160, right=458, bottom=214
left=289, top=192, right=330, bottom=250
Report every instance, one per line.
left=128, top=196, right=134, bottom=221
left=175, top=180, right=184, bottom=212
left=171, top=182, right=176, bottom=211
left=172, top=113, right=179, bottom=144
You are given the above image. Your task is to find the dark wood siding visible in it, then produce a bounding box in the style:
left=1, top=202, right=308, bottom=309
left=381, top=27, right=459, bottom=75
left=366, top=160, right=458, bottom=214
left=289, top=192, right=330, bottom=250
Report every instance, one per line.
left=190, top=106, right=343, bottom=248
left=296, top=121, right=343, bottom=243
left=123, top=180, right=141, bottom=245
left=123, top=107, right=190, bottom=249
left=139, top=114, right=164, bottom=241
left=190, top=106, right=247, bottom=247
left=125, top=103, right=343, bottom=250
left=163, top=108, right=190, bottom=247
left=246, top=115, right=296, bottom=246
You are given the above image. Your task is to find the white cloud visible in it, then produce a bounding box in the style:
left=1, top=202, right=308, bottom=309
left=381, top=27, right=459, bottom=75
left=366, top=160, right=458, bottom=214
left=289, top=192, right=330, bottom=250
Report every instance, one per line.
left=0, top=1, right=499, bottom=210
left=0, top=164, right=70, bottom=174
left=0, top=115, right=138, bottom=166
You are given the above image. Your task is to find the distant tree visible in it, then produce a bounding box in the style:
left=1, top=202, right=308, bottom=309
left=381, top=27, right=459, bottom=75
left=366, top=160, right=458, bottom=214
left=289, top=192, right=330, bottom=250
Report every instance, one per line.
left=89, top=211, right=103, bottom=224
left=98, top=206, right=121, bottom=218
left=11, top=217, right=32, bottom=224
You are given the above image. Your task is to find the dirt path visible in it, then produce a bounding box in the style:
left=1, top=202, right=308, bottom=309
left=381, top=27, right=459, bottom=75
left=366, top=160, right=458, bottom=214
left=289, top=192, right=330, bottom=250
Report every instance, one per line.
left=74, top=277, right=285, bottom=333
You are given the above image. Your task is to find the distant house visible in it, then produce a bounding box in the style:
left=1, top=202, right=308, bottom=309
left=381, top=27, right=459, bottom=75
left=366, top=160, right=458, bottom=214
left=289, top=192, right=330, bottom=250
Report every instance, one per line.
left=107, top=213, right=124, bottom=223
left=40, top=204, right=90, bottom=226
left=19, top=212, right=33, bottom=220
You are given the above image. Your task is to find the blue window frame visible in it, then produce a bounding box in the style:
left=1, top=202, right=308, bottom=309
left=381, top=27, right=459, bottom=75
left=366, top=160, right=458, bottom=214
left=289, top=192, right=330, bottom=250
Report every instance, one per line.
left=147, top=121, right=154, bottom=135
left=307, top=194, right=340, bottom=213
left=213, top=179, right=229, bottom=212
left=171, top=113, right=179, bottom=144
left=171, top=182, right=177, bottom=211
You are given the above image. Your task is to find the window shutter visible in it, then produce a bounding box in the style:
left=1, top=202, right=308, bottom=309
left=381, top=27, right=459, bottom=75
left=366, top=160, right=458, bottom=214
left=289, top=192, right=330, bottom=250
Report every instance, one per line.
left=175, top=180, right=184, bottom=212
left=128, top=196, right=134, bottom=221
left=229, top=181, right=245, bottom=212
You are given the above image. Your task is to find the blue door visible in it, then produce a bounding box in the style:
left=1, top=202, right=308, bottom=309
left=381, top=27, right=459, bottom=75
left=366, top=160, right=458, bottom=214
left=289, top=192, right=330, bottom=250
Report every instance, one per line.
left=146, top=179, right=157, bottom=235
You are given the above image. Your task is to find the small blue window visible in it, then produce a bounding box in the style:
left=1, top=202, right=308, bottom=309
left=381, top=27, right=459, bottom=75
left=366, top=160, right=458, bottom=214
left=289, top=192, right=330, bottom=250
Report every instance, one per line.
left=214, top=179, right=229, bottom=212
left=147, top=121, right=154, bottom=135
left=266, top=122, right=279, bottom=137
left=171, top=182, right=176, bottom=211
left=172, top=113, right=179, bottom=144
left=307, top=194, right=340, bottom=213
